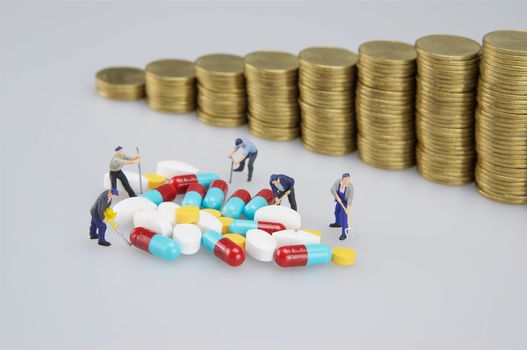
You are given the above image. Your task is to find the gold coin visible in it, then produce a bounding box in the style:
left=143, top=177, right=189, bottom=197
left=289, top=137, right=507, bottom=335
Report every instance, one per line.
left=483, top=30, right=527, bottom=56
left=95, top=67, right=145, bottom=100
left=416, top=34, right=481, bottom=60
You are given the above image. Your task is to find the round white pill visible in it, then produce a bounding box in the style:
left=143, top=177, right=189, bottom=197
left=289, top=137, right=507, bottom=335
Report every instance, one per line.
left=295, top=230, right=321, bottom=245
left=246, top=229, right=277, bottom=262
left=113, top=197, right=157, bottom=228
left=158, top=202, right=180, bottom=226
left=156, top=160, right=199, bottom=179
left=273, top=229, right=298, bottom=248
left=133, top=209, right=173, bottom=237
left=172, top=224, right=202, bottom=255
left=197, top=209, right=222, bottom=233
left=254, top=205, right=301, bottom=230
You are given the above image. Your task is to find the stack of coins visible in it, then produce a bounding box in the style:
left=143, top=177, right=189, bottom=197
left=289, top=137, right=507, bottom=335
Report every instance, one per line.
left=475, top=30, right=527, bottom=204
left=415, top=35, right=481, bottom=185
left=95, top=67, right=145, bottom=101
left=298, top=47, right=358, bottom=155
left=356, top=41, right=417, bottom=168
left=195, top=54, right=247, bottom=127
left=145, top=59, right=196, bottom=113
left=244, top=51, right=300, bottom=141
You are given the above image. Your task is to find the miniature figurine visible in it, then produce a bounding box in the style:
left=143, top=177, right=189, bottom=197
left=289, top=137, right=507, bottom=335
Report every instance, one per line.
left=89, top=189, right=117, bottom=247
left=110, top=146, right=140, bottom=197
left=228, top=138, right=258, bottom=182
left=329, top=173, right=354, bottom=240
left=269, top=174, right=297, bottom=211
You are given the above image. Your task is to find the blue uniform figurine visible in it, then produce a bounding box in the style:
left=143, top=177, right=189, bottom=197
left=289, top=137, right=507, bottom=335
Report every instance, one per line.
left=229, top=138, right=258, bottom=182
left=269, top=174, right=297, bottom=211
left=330, top=173, right=354, bottom=240
left=89, top=189, right=116, bottom=247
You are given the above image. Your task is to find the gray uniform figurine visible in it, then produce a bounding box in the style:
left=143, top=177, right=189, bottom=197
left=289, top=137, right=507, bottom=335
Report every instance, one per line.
left=109, top=146, right=140, bottom=197
left=329, top=173, right=354, bottom=240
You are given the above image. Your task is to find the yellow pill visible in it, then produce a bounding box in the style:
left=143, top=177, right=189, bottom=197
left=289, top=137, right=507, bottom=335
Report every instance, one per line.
left=176, top=206, right=200, bottom=224
left=202, top=208, right=221, bottom=218
left=224, top=234, right=246, bottom=249
left=331, top=247, right=357, bottom=266
left=218, top=216, right=234, bottom=234
left=144, top=173, right=166, bottom=189
left=303, top=229, right=321, bottom=237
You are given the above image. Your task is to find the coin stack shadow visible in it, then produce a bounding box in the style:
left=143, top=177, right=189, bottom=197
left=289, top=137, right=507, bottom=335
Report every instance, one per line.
left=96, top=67, right=145, bottom=101
left=195, top=54, right=247, bottom=127
left=415, top=35, right=481, bottom=185
left=298, top=47, right=358, bottom=155
left=475, top=30, right=527, bottom=204
left=356, top=41, right=417, bottom=168
left=145, top=59, right=197, bottom=114
left=244, top=51, right=300, bottom=141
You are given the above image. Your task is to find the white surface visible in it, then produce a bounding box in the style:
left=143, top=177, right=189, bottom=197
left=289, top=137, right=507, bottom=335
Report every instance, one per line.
left=172, top=224, right=202, bottom=254
left=246, top=229, right=278, bottom=261
left=255, top=205, right=302, bottom=229
left=156, top=160, right=199, bottom=179
left=133, top=209, right=173, bottom=236
left=1, top=2, right=526, bottom=350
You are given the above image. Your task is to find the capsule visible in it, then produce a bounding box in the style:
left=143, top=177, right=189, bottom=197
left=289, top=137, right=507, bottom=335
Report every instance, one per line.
left=221, top=189, right=251, bottom=219
left=274, top=244, right=332, bottom=268
left=229, top=219, right=285, bottom=236
left=201, top=230, right=245, bottom=267
left=140, top=183, right=178, bottom=205
left=202, top=180, right=229, bottom=210
left=243, top=189, right=275, bottom=220
left=130, top=227, right=181, bottom=261
left=181, top=183, right=207, bottom=207
left=170, top=172, right=219, bottom=195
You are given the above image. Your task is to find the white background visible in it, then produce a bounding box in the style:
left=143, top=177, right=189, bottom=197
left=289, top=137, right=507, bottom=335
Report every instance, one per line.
left=1, top=1, right=526, bottom=349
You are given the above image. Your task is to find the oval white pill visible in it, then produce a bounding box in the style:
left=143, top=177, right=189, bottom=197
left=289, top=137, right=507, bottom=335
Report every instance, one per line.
left=103, top=171, right=148, bottom=195
left=197, top=209, right=222, bottom=233
left=113, top=197, right=157, bottom=228
left=172, top=224, right=202, bottom=255
left=158, top=202, right=180, bottom=226
left=273, top=229, right=298, bottom=248
left=133, top=209, right=173, bottom=237
left=156, top=160, right=199, bottom=179
left=295, top=230, right=321, bottom=245
left=246, top=229, right=277, bottom=262
left=254, top=206, right=301, bottom=230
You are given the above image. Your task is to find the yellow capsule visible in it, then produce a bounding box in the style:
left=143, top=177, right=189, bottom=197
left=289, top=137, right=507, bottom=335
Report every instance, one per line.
left=176, top=206, right=200, bottom=224
left=144, top=173, right=166, bottom=189
left=224, top=233, right=246, bottom=249
left=202, top=208, right=221, bottom=218
left=218, top=216, right=234, bottom=234
left=331, top=247, right=357, bottom=266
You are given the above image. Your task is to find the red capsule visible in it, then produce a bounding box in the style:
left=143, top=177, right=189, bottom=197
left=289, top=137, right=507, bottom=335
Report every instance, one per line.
left=170, top=174, right=198, bottom=195
left=255, top=189, right=275, bottom=204
left=274, top=245, right=308, bottom=267
left=130, top=227, right=157, bottom=252
left=155, top=183, right=178, bottom=202
left=214, top=237, right=246, bottom=267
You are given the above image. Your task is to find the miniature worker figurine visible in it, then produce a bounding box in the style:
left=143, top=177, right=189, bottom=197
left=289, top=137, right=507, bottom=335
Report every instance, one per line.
left=270, top=174, right=297, bottom=211
left=109, top=146, right=140, bottom=197
left=330, top=173, right=354, bottom=240
left=228, top=138, right=258, bottom=182
left=89, top=189, right=116, bottom=247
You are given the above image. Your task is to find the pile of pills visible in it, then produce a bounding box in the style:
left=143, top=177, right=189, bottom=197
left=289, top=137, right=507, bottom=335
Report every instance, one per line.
left=105, top=160, right=357, bottom=268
